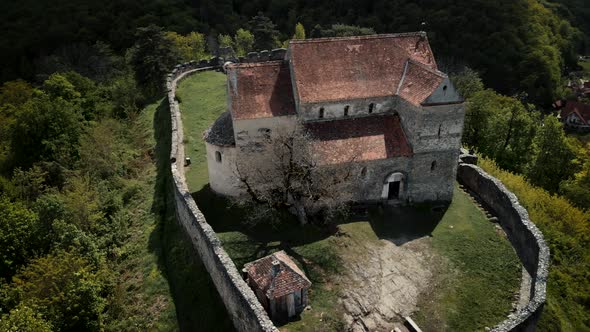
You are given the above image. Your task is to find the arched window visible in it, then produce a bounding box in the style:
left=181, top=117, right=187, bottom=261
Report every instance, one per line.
left=368, top=103, right=374, bottom=114
left=215, top=151, right=222, bottom=163
left=344, top=105, right=350, bottom=116
left=319, top=107, right=325, bottom=119
left=360, top=166, right=367, bottom=178
left=431, top=160, right=437, bottom=171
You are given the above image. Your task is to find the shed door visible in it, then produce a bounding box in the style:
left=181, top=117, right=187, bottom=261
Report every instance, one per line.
left=294, top=289, right=302, bottom=308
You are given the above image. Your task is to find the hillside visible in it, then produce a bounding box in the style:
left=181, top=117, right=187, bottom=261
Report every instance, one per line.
left=0, top=0, right=589, bottom=331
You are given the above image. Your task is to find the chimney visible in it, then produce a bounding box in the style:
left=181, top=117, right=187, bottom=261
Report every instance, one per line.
left=271, top=260, right=281, bottom=278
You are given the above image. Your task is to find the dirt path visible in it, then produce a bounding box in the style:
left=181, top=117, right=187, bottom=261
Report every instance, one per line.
left=338, top=235, right=437, bottom=332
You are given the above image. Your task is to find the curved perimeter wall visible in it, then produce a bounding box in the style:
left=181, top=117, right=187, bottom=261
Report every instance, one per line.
left=458, top=163, right=549, bottom=332
left=164, top=58, right=548, bottom=332
left=166, top=59, right=278, bottom=332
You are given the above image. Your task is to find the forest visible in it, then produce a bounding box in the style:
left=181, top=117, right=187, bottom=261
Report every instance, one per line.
left=0, top=0, right=589, bottom=331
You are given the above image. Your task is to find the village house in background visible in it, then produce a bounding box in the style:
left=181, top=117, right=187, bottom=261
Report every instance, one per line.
left=242, top=251, right=311, bottom=322
left=204, top=32, right=465, bottom=204
left=558, top=100, right=590, bottom=132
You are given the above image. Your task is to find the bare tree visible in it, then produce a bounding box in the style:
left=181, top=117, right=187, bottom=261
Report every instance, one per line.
left=234, top=123, right=357, bottom=226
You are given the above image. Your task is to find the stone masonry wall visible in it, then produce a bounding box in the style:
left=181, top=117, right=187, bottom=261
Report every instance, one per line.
left=166, top=60, right=278, bottom=332
left=164, top=56, right=547, bottom=332
left=457, top=163, right=549, bottom=332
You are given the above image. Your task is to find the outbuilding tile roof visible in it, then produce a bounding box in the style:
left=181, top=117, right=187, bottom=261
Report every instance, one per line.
left=306, top=115, right=413, bottom=164
left=244, top=251, right=311, bottom=300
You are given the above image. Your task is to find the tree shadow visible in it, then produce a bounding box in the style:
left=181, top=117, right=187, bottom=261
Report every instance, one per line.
left=192, top=185, right=333, bottom=246
left=148, top=98, right=234, bottom=332
left=192, top=185, right=340, bottom=285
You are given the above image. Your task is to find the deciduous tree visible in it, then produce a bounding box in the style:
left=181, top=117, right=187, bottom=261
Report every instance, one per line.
left=234, top=29, right=255, bottom=56
left=0, top=197, right=45, bottom=279
left=9, top=251, right=107, bottom=332
left=526, top=116, right=576, bottom=192
left=234, top=124, right=355, bottom=226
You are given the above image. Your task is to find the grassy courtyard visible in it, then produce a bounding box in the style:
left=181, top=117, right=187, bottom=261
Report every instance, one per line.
left=176, top=71, right=522, bottom=331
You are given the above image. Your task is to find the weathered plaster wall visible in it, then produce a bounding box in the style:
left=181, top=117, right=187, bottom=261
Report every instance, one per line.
left=166, top=61, right=278, bottom=332
left=233, top=116, right=298, bottom=149
left=205, top=142, right=240, bottom=196
left=457, top=163, right=549, bottom=332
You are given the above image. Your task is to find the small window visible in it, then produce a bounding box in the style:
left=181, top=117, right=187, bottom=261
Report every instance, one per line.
left=344, top=105, right=350, bottom=116
left=215, top=151, right=222, bottom=163
left=431, top=160, right=437, bottom=171
left=360, top=166, right=367, bottom=178
left=319, top=107, right=325, bottom=119
left=438, top=124, right=442, bottom=138
left=368, top=103, right=374, bottom=113
left=443, top=85, right=448, bottom=91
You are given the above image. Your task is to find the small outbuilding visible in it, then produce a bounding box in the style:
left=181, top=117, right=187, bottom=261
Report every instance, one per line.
left=243, top=250, right=311, bottom=322
left=560, top=101, right=590, bottom=133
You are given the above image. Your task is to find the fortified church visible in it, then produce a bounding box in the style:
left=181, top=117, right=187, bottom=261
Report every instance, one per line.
left=205, top=32, right=465, bottom=204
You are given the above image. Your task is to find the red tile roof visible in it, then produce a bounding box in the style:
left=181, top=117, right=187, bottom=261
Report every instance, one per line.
left=397, top=61, right=445, bottom=106
left=305, top=115, right=413, bottom=165
left=244, top=251, right=311, bottom=300
left=561, top=101, right=590, bottom=125
left=288, top=33, right=441, bottom=105
left=227, top=61, right=296, bottom=120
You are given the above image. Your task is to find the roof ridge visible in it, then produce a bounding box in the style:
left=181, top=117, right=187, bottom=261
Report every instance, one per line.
left=288, top=31, right=427, bottom=45
left=275, top=254, right=311, bottom=284
left=396, top=59, right=410, bottom=95
left=406, top=58, right=446, bottom=78
left=227, top=60, right=285, bottom=70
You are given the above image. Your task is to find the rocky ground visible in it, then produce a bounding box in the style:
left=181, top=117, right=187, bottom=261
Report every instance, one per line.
left=338, top=234, right=440, bottom=332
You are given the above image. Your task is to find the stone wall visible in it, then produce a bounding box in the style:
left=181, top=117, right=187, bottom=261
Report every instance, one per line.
left=164, top=57, right=547, bottom=332
left=166, top=60, right=278, bottom=332
left=457, top=163, right=549, bottom=332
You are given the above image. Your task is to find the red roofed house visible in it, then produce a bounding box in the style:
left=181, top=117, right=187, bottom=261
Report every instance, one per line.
left=243, top=251, right=311, bottom=321
left=560, top=101, right=590, bottom=132
left=205, top=32, right=465, bottom=203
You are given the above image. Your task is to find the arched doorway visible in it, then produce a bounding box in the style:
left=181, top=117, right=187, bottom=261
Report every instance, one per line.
left=382, top=172, right=405, bottom=200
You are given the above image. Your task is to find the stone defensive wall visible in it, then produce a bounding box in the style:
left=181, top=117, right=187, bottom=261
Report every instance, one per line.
left=457, top=161, right=549, bottom=331
left=165, top=59, right=278, bottom=332
left=164, top=55, right=548, bottom=332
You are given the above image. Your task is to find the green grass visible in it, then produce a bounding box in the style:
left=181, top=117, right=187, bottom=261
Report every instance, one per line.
left=176, top=71, right=522, bottom=331
left=414, top=185, right=522, bottom=331
left=175, top=70, right=227, bottom=192
left=143, top=97, right=233, bottom=331
left=103, top=100, right=179, bottom=331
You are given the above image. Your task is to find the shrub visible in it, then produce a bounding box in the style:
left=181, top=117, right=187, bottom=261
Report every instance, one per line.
left=479, top=158, right=590, bottom=330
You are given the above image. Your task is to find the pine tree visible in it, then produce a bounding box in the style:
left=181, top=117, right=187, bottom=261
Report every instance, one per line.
left=249, top=12, right=279, bottom=51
